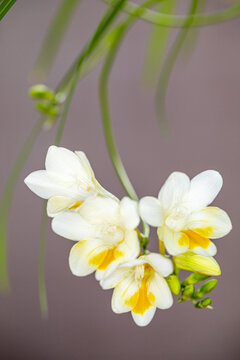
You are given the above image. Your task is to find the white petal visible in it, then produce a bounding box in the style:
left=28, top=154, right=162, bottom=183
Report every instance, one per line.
left=141, top=253, right=173, bottom=277
left=100, top=267, right=129, bottom=289
left=79, top=196, right=120, bottom=225
left=158, top=172, right=190, bottom=211
left=47, top=196, right=75, bottom=217
left=119, top=197, right=140, bottom=229
left=75, top=151, right=94, bottom=178
left=69, top=238, right=109, bottom=276
left=111, top=274, right=139, bottom=314
left=186, top=206, right=232, bottom=239
left=52, top=212, right=93, bottom=240
left=46, top=146, right=88, bottom=180
left=158, top=226, right=189, bottom=256
left=24, top=170, right=68, bottom=199
left=148, top=273, right=173, bottom=309
left=184, top=170, right=223, bottom=211
left=117, top=230, right=140, bottom=261
left=131, top=306, right=156, bottom=327
left=139, top=197, right=163, bottom=227
left=192, top=241, right=217, bottom=257
left=96, top=230, right=140, bottom=281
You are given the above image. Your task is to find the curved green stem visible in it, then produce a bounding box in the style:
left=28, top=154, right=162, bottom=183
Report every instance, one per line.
left=102, top=0, right=240, bottom=28
left=99, top=1, right=155, bottom=246
left=156, top=0, right=199, bottom=132
left=37, top=0, right=127, bottom=316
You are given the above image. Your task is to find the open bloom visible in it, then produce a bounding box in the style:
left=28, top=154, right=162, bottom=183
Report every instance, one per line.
left=52, top=196, right=140, bottom=280
left=139, top=170, right=232, bottom=256
left=24, top=145, right=115, bottom=217
left=100, top=253, right=173, bottom=327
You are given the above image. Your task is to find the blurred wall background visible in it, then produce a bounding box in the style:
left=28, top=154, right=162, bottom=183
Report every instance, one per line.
left=0, top=1, right=239, bottom=359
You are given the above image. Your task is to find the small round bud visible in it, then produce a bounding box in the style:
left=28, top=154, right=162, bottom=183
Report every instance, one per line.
left=29, top=84, right=55, bottom=101
left=181, top=273, right=210, bottom=287
left=36, top=102, right=59, bottom=117
left=195, top=297, right=212, bottom=309
left=193, top=279, right=218, bottom=299
left=167, top=274, right=181, bottom=295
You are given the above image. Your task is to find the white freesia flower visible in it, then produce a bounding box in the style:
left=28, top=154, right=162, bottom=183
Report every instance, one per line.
left=100, top=253, right=173, bottom=327
left=52, top=196, right=140, bottom=280
left=24, top=145, right=115, bottom=217
left=139, top=170, right=232, bottom=257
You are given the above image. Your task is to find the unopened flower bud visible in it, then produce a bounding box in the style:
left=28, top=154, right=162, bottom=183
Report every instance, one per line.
left=167, top=274, right=181, bottom=295
left=195, top=297, right=212, bottom=309
left=182, top=273, right=210, bottom=287
left=193, top=279, right=218, bottom=299
left=36, top=102, right=59, bottom=117
left=178, top=284, right=194, bottom=302
left=29, top=84, right=55, bottom=101
left=173, top=251, right=221, bottom=276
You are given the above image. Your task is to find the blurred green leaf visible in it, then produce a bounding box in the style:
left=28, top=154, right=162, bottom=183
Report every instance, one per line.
left=31, top=0, right=81, bottom=82
left=143, top=0, right=177, bottom=85
left=0, top=0, right=16, bottom=21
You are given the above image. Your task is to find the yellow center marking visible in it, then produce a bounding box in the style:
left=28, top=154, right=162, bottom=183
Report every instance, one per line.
left=89, top=247, right=123, bottom=271
left=127, top=264, right=155, bottom=315
left=182, top=229, right=211, bottom=250
left=69, top=200, right=84, bottom=210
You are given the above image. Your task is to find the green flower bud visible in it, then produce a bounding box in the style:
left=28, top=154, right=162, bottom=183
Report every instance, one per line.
left=195, top=297, right=212, bottom=309
left=36, top=102, right=59, bottom=117
left=178, top=284, right=194, bottom=302
left=166, top=274, right=181, bottom=295
left=29, top=84, right=55, bottom=101
left=193, top=279, right=218, bottom=299
left=182, top=273, right=210, bottom=287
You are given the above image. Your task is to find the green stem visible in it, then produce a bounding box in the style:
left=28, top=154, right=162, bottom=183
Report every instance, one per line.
left=102, top=0, right=240, bottom=28
left=37, top=0, right=127, bottom=316
left=0, top=0, right=16, bottom=21
left=0, top=117, right=44, bottom=290
left=99, top=1, right=155, bottom=247
left=155, top=0, right=199, bottom=132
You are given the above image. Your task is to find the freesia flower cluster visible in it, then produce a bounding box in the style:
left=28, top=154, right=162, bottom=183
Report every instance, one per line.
left=24, top=146, right=232, bottom=326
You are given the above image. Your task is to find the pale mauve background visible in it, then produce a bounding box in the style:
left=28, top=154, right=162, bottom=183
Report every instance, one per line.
left=0, top=1, right=239, bottom=359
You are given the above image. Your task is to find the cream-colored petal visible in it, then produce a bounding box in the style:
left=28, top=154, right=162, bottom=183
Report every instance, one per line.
left=75, top=151, right=95, bottom=178
left=117, top=230, right=140, bottom=262
left=46, top=146, right=88, bottom=180
left=173, top=251, right=221, bottom=276
left=119, top=197, right=140, bottom=230
left=100, top=267, right=130, bottom=289
left=79, top=196, right=120, bottom=225
left=24, top=170, right=68, bottom=199
left=148, top=272, right=173, bottom=309
left=131, top=306, right=156, bottom=327
left=158, top=172, right=190, bottom=211
left=183, top=170, right=223, bottom=211
left=192, top=241, right=217, bottom=257
left=52, top=212, right=93, bottom=240
left=111, top=274, right=139, bottom=314
left=47, top=196, right=75, bottom=217
left=186, top=206, right=232, bottom=239
left=69, top=238, right=109, bottom=276
left=158, top=226, right=189, bottom=256
left=141, top=253, right=173, bottom=278
left=139, top=196, right=163, bottom=227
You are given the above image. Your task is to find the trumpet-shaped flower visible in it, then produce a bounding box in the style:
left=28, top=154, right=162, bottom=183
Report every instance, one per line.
left=24, top=145, right=115, bottom=217
left=52, top=196, right=140, bottom=280
left=139, top=170, right=232, bottom=256
left=100, top=253, right=173, bottom=327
